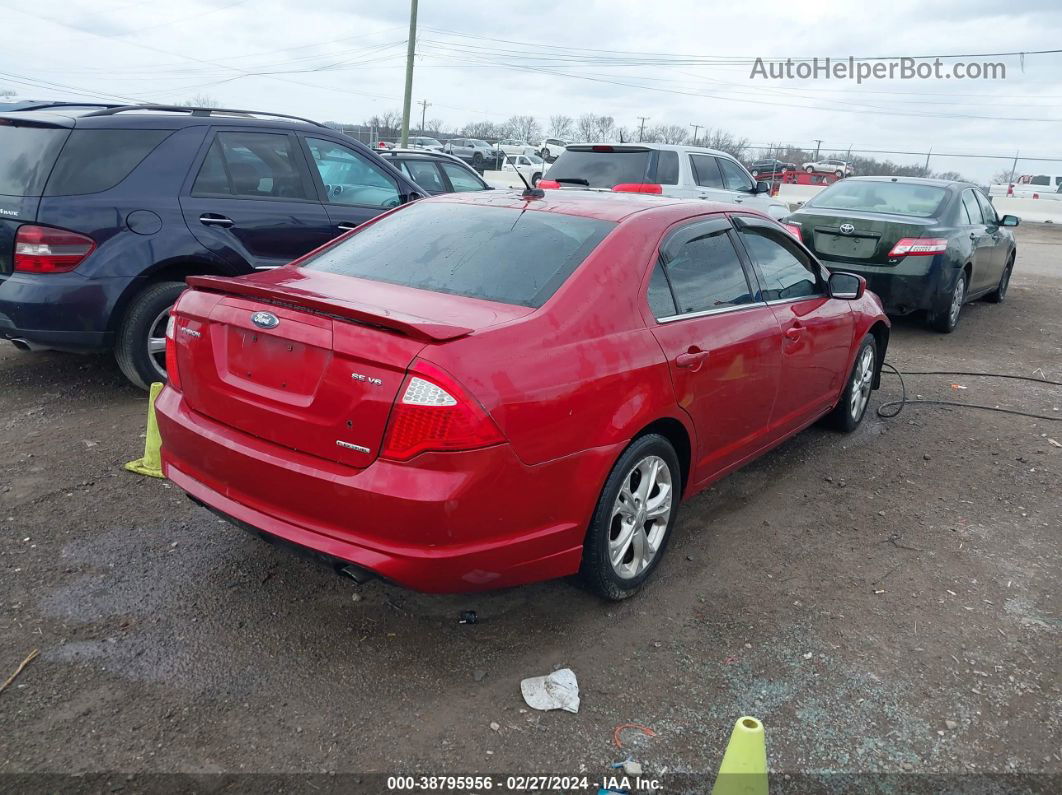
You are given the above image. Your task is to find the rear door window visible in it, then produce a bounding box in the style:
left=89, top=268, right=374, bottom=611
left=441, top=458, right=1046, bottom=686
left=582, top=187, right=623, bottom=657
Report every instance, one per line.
left=974, top=190, right=998, bottom=224
left=655, top=150, right=679, bottom=185
left=439, top=162, right=486, bottom=192
left=400, top=159, right=446, bottom=193
left=689, top=154, right=724, bottom=189
left=546, top=148, right=652, bottom=188
left=302, top=202, right=615, bottom=308
left=961, top=190, right=984, bottom=225
left=193, top=131, right=312, bottom=200
left=0, top=123, right=69, bottom=196
left=45, top=130, right=171, bottom=196
left=660, top=226, right=756, bottom=314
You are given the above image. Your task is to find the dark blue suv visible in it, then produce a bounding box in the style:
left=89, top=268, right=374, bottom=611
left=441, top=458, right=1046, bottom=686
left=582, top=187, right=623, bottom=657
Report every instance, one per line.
left=0, top=103, right=424, bottom=388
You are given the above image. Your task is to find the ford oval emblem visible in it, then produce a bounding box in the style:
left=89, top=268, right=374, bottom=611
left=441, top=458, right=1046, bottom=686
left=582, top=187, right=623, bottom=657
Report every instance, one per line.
left=839, top=223, right=855, bottom=235
left=251, top=311, right=280, bottom=329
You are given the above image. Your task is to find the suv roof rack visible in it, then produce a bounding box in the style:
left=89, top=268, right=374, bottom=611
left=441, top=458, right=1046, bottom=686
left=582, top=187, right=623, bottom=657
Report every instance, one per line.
left=2, top=101, right=125, bottom=112
left=80, top=104, right=328, bottom=128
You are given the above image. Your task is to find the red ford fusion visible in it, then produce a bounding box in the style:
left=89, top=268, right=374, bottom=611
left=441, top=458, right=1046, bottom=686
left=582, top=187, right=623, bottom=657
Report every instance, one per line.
left=156, top=190, right=889, bottom=600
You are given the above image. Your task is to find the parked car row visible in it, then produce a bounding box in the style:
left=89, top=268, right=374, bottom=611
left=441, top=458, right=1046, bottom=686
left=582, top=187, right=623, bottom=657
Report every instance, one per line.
left=0, top=101, right=1020, bottom=601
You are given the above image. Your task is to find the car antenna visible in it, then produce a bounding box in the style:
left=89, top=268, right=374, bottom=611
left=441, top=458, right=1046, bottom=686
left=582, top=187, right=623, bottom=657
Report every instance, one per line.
left=501, top=150, right=544, bottom=199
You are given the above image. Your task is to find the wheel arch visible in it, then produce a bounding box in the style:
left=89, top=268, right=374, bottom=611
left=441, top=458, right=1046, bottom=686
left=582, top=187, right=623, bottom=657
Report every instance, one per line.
left=107, top=257, right=240, bottom=333
left=632, top=416, right=693, bottom=494
left=867, top=320, right=890, bottom=388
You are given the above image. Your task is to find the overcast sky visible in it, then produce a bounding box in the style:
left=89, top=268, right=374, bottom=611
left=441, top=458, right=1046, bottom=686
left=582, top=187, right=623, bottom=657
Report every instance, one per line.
left=2, top=0, right=1061, bottom=181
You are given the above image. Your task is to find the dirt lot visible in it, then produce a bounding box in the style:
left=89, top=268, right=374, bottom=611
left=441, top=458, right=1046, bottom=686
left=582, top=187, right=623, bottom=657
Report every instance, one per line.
left=1, top=225, right=1059, bottom=793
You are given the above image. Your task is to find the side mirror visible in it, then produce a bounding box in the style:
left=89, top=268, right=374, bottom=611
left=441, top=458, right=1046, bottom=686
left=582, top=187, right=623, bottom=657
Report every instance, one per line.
left=828, top=272, right=865, bottom=300
left=1001, top=215, right=1020, bottom=227
left=754, top=180, right=770, bottom=194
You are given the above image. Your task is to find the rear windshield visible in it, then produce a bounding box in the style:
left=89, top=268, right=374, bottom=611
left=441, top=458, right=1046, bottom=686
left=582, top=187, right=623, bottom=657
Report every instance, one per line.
left=45, top=130, right=171, bottom=196
left=302, top=202, right=615, bottom=307
left=0, top=122, right=69, bottom=196
left=546, top=148, right=652, bottom=188
left=808, top=181, right=948, bottom=218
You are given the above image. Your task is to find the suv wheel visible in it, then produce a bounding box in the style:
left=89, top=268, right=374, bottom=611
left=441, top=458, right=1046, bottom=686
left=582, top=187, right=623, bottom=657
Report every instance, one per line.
left=580, top=434, right=680, bottom=600
left=115, top=281, right=187, bottom=390
left=472, top=152, right=483, bottom=167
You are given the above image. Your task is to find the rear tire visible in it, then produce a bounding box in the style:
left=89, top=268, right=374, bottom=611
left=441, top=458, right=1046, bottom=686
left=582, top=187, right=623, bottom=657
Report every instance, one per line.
left=580, top=434, right=681, bottom=601
left=928, top=271, right=966, bottom=333
left=531, top=172, right=542, bottom=186
left=823, top=334, right=877, bottom=432
left=805, top=166, right=814, bottom=173
left=472, top=152, right=483, bottom=167
left=114, top=281, right=186, bottom=390
left=984, top=254, right=1014, bottom=303
left=834, top=169, right=844, bottom=178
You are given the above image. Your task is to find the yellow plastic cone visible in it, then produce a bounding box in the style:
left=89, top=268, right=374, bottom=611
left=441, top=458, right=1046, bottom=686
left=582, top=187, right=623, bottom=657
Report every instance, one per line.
left=711, top=716, right=768, bottom=795
left=124, top=381, right=165, bottom=479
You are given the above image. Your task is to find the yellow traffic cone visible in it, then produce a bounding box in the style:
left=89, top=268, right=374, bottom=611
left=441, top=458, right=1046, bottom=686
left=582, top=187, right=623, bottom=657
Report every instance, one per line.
left=124, top=382, right=165, bottom=479
left=711, top=716, right=768, bottom=795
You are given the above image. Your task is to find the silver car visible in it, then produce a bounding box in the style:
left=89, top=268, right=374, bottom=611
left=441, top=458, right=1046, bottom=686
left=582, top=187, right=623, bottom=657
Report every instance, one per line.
left=443, top=137, right=493, bottom=167
left=543, top=143, right=789, bottom=219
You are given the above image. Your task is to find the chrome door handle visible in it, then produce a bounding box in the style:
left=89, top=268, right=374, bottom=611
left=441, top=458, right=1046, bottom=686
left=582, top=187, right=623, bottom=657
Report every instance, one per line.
left=199, top=214, right=233, bottom=228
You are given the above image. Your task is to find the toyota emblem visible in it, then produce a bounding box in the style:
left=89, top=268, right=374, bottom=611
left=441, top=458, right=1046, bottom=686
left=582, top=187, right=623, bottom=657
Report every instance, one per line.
left=839, top=223, right=855, bottom=235
left=251, top=311, right=280, bottom=329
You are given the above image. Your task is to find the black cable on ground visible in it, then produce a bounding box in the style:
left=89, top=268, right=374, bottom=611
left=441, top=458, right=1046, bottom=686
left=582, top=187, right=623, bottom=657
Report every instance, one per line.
left=877, top=363, right=1062, bottom=422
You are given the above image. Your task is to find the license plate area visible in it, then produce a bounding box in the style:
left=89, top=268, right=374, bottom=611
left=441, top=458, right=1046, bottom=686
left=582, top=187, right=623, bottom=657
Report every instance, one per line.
left=815, top=231, right=879, bottom=259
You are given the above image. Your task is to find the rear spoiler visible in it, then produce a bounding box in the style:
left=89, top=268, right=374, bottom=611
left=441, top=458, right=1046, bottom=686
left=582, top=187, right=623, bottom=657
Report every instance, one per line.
left=186, top=275, right=473, bottom=343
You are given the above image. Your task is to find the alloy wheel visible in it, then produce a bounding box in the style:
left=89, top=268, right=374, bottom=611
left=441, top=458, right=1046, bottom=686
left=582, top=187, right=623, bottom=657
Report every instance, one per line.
left=147, top=306, right=170, bottom=382
left=609, top=455, right=673, bottom=579
left=850, top=345, right=875, bottom=420
left=949, top=275, right=966, bottom=326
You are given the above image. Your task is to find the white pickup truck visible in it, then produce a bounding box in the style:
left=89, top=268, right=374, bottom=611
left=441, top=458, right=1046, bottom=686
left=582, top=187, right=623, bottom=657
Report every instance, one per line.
left=988, top=174, right=1062, bottom=201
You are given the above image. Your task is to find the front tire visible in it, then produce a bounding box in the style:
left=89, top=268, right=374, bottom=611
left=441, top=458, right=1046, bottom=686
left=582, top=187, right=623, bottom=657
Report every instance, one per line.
left=805, top=166, right=814, bottom=173
left=580, top=434, right=681, bottom=601
left=984, top=254, right=1014, bottom=303
left=114, top=281, right=186, bottom=390
left=929, top=271, right=966, bottom=333
left=531, top=172, right=542, bottom=186
left=823, top=334, right=877, bottom=432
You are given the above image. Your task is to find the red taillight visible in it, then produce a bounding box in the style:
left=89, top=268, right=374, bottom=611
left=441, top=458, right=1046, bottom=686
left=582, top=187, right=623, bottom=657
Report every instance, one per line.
left=611, top=183, right=663, bottom=194
left=381, top=361, right=504, bottom=461
left=164, top=313, right=182, bottom=390
left=887, top=238, right=948, bottom=258
left=14, top=225, right=96, bottom=273
left=783, top=223, right=802, bottom=241
left=538, top=179, right=561, bottom=189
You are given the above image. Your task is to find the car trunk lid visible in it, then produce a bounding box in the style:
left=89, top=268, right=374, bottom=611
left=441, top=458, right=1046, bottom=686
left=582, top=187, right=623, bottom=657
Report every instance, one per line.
left=794, top=208, right=938, bottom=265
left=173, top=269, right=531, bottom=468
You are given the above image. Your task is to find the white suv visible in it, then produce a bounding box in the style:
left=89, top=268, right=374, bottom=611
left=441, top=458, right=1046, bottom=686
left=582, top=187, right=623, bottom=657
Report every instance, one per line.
left=542, top=143, right=789, bottom=218
left=801, top=158, right=853, bottom=177
left=537, top=138, right=568, bottom=161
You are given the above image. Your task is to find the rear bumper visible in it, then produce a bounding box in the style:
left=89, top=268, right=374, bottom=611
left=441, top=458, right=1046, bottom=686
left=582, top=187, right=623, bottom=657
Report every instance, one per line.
left=156, top=387, right=621, bottom=593
left=819, top=255, right=955, bottom=315
left=0, top=272, right=128, bottom=352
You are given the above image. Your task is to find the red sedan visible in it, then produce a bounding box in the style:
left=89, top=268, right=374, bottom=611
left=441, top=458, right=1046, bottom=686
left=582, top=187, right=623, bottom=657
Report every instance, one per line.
left=156, top=190, right=889, bottom=600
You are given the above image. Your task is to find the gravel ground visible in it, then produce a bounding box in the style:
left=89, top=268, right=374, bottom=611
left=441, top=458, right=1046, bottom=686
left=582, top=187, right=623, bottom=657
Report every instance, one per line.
left=1, top=225, right=1059, bottom=793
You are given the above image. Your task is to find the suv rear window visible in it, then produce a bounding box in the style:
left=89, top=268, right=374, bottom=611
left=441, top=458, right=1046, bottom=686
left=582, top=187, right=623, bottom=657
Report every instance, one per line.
left=302, top=202, right=615, bottom=307
left=45, top=130, right=171, bottom=196
left=0, top=123, right=69, bottom=196
left=546, top=148, right=652, bottom=188
left=807, top=180, right=947, bottom=218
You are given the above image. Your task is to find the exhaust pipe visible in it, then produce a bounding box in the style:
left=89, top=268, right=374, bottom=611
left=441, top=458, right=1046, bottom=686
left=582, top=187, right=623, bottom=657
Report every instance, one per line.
left=10, top=338, right=52, bottom=352
left=338, top=563, right=377, bottom=585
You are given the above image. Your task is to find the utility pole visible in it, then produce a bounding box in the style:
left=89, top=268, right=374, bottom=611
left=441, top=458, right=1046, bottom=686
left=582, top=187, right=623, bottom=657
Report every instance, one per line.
left=923, top=146, right=932, bottom=177
left=418, top=99, right=431, bottom=134
left=1007, top=150, right=1019, bottom=184
left=689, top=123, right=702, bottom=146
left=400, top=0, right=418, bottom=148
left=813, top=139, right=823, bottom=159
left=845, top=143, right=852, bottom=163
left=637, top=116, right=649, bottom=142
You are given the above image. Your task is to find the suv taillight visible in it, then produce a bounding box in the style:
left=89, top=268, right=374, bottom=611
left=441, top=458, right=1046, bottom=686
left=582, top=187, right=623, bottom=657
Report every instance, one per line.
left=14, top=225, right=96, bottom=273
left=783, top=223, right=802, bottom=241
left=612, top=183, right=663, bottom=194
left=382, top=361, right=504, bottom=461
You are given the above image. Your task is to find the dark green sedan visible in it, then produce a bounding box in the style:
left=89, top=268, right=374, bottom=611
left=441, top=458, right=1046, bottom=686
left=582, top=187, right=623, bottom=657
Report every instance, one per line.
left=785, top=177, right=1019, bottom=332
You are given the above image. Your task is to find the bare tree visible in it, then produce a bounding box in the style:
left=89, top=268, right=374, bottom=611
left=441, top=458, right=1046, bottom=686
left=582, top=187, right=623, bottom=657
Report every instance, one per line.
left=505, top=115, right=541, bottom=142
left=702, top=128, right=748, bottom=160
left=655, top=124, right=688, bottom=145
left=990, top=168, right=1016, bottom=185
left=425, top=118, right=446, bottom=136
left=179, top=93, right=221, bottom=108
left=577, top=113, right=599, bottom=142
left=548, top=114, right=574, bottom=139
left=0, top=87, right=15, bottom=97
left=615, top=126, right=633, bottom=143
left=461, top=120, right=502, bottom=139
left=596, top=115, right=616, bottom=141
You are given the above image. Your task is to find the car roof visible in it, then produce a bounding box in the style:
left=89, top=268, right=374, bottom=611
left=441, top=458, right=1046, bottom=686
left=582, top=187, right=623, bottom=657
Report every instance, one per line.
left=423, top=188, right=769, bottom=224
left=843, top=175, right=965, bottom=189
left=567, top=142, right=740, bottom=159
left=382, top=149, right=472, bottom=166
left=0, top=103, right=331, bottom=133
